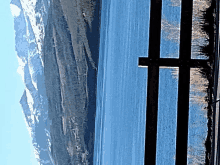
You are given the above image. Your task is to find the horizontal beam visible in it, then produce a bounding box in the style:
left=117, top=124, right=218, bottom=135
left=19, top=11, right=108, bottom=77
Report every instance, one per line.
left=138, top=57, right=208, bottom=68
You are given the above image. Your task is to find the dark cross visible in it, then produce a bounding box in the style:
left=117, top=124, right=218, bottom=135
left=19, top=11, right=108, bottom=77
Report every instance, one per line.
left=138, top=0, right=209, bottom=164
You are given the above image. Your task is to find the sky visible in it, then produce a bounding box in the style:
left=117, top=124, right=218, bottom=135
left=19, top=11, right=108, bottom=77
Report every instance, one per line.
left=0, top=0, right=39, bottom=164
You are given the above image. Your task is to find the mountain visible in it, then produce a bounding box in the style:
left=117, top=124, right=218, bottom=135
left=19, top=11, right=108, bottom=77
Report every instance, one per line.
left=11, top=0, right=101, bottom=164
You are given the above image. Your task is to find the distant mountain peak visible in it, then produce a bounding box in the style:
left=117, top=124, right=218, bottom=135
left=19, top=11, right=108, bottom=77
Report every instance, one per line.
left=12, top=0, right=53, bottom=164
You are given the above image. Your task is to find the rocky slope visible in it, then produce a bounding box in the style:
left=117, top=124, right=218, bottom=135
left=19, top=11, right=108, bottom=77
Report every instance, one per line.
left=11, top=0, right=101, bottom=164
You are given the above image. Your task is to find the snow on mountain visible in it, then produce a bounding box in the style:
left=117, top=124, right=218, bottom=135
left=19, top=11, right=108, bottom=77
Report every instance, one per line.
left=11, top=0, right=101, bottom=164
left=10, top=0, right=53, bottom=164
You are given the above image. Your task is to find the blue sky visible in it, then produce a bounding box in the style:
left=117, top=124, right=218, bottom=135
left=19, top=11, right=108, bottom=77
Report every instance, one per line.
left=0, top=0, right=38, bottom=164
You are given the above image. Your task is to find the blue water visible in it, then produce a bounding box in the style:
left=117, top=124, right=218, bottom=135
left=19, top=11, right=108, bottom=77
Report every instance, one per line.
left=160, top=0, right=181, bottom=58
left=93, top=0, right=150, bottom=164
left=93, top=0, right=208, bottom=164
left=156, top=68, right=179, bottom=164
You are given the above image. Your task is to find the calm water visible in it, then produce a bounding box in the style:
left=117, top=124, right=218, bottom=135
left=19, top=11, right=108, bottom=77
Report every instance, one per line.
left=93, top=0, right=208, bottom=164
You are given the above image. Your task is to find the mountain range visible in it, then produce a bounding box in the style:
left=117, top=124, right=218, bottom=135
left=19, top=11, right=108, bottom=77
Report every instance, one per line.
left=11, top=0, right=101, bottom=164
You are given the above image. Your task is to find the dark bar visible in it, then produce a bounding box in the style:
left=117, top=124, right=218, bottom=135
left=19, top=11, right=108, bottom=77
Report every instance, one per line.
left=145, top=64, right=159, bottom=165
left=144, top=0, right=162, bottom=164
left=139, top=58, right=208, bottom=68
left=176, top=66, right=190, bottom=164
left=175, top=0, right=193, bottom=164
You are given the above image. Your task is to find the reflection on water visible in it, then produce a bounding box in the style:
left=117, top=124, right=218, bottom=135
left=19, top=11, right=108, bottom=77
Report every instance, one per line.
left=187, top=68, right=208, bottom=165
left=191, top=0, right=210, bottom=59
left=156, top=67, right=179, bottom=165
left=166, top=67, right=209, bottom=165
left=160, top=0, right=181, bottom=58
left=190, top=68, right=208, bottom=107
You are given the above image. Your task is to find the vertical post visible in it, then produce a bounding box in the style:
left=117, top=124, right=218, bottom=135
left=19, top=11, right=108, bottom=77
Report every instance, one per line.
left=144, top=0, right=162, bottom=164
left=175, top=0, right=193, bottom=164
